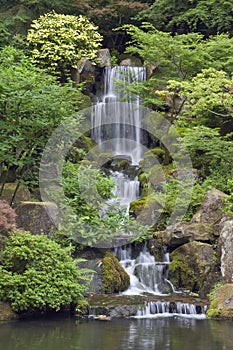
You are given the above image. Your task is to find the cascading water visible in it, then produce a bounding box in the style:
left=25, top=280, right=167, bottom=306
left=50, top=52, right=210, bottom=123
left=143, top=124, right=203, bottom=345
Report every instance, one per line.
left=91, top=66, right=146, bottom=165
left=91, top=66, right=206, bottom=317
left=114, top=244, right=170, bottom=296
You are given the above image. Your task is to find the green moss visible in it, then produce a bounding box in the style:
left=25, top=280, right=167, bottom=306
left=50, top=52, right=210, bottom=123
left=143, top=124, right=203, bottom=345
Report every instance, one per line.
left=102, top=251, right=130, bottom=294
left=75, top=299, right=89, bottom=315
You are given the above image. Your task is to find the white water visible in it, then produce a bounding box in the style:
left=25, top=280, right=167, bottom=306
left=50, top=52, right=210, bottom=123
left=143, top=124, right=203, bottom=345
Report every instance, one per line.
left=108, top=171, right=140, bottom=214
left=136, top=301, right=207, bottom=319
left=91, top=66, right=146, bottom=165
left=114, top=244, right=171, bottom=296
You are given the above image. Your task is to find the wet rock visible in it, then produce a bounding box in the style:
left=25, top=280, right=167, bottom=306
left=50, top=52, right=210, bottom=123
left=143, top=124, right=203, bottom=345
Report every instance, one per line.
left=15, top=201, right=60, bottom=234
left=220, top=221, right=233, bottom=283
left=164, top=222, right=215, bottom=249
left=169, top=241, right=219, bottom=297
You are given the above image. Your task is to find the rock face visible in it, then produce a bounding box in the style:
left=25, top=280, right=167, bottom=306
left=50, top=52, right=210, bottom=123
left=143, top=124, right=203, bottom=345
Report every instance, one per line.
left=15, top=201, right=60, bottom=234
left=207, top=284, right=233, bottom=319
left=220, top=221, right=233, bottom=283
left=96, top=49, right=111, bottom=67
left=0, top=302, right=17, bottom=321
left=164, top=222, right=215, bottom=249
left=169, top=241, right=219, bottom=296
left=191, top=188, right=228, bottom=226
left=1, top=183, right=31, bottom=207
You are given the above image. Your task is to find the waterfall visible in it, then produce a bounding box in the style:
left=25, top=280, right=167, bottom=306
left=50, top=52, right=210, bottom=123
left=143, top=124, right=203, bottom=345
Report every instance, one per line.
left=108, top=171, right=140, bottom=214
left=91, top=66, right=146, bottom=165
left=114, top=244, right=170, bottom=295
left=136, top=301, right=207, bottom=319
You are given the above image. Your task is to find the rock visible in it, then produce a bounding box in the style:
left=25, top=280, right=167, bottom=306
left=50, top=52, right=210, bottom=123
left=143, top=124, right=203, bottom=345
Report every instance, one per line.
left=129, top=196, right=163, bottom=226
left=164, top=222, right=215, bottom=249
left=97, top=49, right=111, bottom=67
left=1, top=183, right=31, bottom=208
left=207, top=284, right=233, bottom=319
left=0, top=302, right=17, bottom=321
left=15, top=201, right=60, bottom=234
left=220, top=221, right=233, bottom=283
left=191, top=189, right=228, bottom=227
left=119, top=56, right=142, bottom=67
left=169, top=241, right=219, bottom=297
left=101, top=251, right=130, bottom=294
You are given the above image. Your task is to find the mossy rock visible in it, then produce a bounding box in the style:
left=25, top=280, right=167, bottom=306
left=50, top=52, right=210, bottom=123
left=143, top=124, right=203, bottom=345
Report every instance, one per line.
left=169, top=241, right=219, bottom=296
left=0, top=183, right=31, bottom=208
left=207, top=284, right=233, bottom=319
left=15, top=201, right=60, bottom=234
left=102, top=251, right=130, bottom=294
left=0, top=302, right=17, bottom=321
left=98, top=153, right=114, bottom=166
left=129, top=196, right=162, bottom=226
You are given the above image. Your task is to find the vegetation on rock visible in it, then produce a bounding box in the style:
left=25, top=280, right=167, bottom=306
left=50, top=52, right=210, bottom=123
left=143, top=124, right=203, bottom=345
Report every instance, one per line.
left=102, top=251, right=130, bottom=294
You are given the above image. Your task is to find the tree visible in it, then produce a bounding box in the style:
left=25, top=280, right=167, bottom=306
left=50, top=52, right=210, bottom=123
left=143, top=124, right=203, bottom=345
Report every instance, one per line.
left=0, top=230, right=88, bottom=313
left=137, top=0, right=233, bottom=36
left=0, top=46, right=84, bottom=194
left=27, top=11, right=102, bottom=79
left=122, top=25, right=233, bottom=112
left=167, top=68, right=233, bottom=127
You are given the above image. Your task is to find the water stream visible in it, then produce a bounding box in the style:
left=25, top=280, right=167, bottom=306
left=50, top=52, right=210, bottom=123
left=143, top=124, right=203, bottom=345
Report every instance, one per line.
left=91, top=66, right=206, bottom=317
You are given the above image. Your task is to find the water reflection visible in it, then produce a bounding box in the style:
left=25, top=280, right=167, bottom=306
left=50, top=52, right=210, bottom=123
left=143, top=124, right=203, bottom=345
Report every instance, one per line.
left=0, top=317, right=233, bottom=350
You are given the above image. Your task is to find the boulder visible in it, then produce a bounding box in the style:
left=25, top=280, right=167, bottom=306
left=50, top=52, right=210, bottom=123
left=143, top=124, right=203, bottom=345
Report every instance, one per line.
left=15, top=201, right=60, bottom=234
left=207, top=284, right=233, bottom=319
left=164, top=222, right=215, bottom=249
left=191, top=189, right=228, bottom=228
left=1, top=183, right=31, bottom=208
left=97, top=49, right=111, bottom=67
left=0, top=302, right=17, bottom=321
left=220, top=221, right=233, bottom=283
left=119, top=56, right=142, bottom=67
left=101, top=251, right=130, bottom=294
left=129, top=196, right=163, bottom=226
left=169, top=241, right=219, bottom=297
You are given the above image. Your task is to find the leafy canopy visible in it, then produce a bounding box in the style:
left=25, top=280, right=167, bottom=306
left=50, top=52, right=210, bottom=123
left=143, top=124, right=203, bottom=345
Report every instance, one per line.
left=0, top=46, right=83, bottom=191
left=27, top=11, right=102, bottom=77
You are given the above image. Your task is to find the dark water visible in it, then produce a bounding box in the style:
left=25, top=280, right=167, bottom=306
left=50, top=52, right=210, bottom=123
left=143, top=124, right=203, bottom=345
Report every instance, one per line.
left=0, top=316, right=233, bottom=350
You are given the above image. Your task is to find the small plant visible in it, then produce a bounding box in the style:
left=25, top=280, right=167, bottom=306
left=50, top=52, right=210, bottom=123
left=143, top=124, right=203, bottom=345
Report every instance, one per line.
left=0, top=200, right=17, bottom=233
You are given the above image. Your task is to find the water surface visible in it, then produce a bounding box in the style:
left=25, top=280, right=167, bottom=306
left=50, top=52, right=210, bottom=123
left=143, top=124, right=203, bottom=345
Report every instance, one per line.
left=0, top=316, right=232, bottom=350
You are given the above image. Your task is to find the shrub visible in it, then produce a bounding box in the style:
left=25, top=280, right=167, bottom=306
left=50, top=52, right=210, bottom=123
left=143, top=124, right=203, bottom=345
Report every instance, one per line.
left=0, top=230, right=89, bottom=313
left=0, top=200, right=17, bottom=233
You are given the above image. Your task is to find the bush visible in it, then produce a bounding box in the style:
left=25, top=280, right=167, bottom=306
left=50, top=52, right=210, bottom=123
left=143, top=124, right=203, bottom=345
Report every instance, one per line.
left=0, top=200, right=17, bottom=233
left=0, top=230, right=88, bottom=313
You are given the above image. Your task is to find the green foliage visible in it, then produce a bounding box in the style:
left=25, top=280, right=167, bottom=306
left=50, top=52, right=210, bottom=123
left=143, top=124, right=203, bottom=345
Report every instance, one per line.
left=27, top=11, right=102, bottom=79
left=60, top=161, right=152, bottom=246
left=0, top=230, right=89, bottom=313
left=207, top=282, right=224, bottom=318
left=168, top=68, right=233, bottom=125
left=137, top=0, right=233, bottom=36
left=0, top=46, right=83, bottom=191
left=181, top=126, right=233, bottom=189
left=102, top=251, right=130, bottom=293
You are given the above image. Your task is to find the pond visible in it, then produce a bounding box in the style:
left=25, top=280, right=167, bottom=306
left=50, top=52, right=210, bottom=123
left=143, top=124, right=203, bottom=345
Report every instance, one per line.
left=0, top=316, right=233, bottom=350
